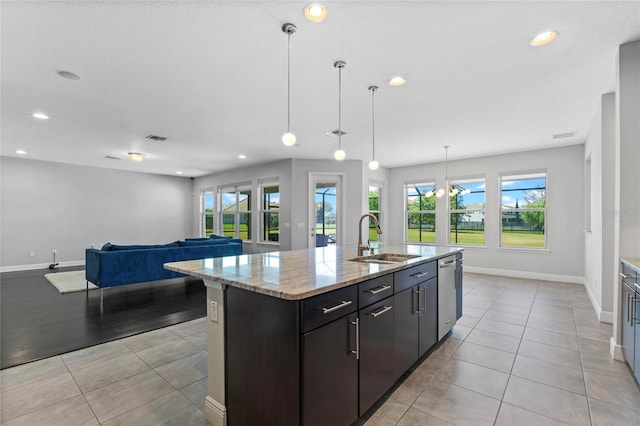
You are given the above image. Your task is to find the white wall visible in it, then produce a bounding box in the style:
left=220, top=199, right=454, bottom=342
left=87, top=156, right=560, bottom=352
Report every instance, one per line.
left=0, top=157, right=193, bottom=270
left=388, top=145, right=585, bottom=280
left=191, top=159, right=293, bottom=253
left=191, top=158, right=387, bottom=253
left=584, top=93, right=616, bottom=322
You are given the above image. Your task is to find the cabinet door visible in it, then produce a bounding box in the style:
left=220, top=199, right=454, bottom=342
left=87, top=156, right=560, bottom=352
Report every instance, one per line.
left=634, top=291, right=640, bottom=382
left=302, top=313, right=358, bottom=426
left=438, top=256, right=457, bottom=340
left=359, top=297, right=396, bottom=416
left=622, top=284, right=635, bottom=370
left=394, top=286, right=419, bottom=377
left=419, top=278, right=438, bottom=356
left=455, top=262, right=463, bottom=320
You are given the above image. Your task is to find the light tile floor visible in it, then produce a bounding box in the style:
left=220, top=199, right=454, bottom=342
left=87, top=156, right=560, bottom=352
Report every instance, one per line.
left=0, top=318, right=208, bottom=425
left=365, top=273, right=640, bottom=426
left=1, top=273, right=639, bottom=425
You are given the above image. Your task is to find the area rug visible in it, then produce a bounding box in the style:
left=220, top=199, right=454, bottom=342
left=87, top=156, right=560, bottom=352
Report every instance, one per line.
left=44, top=270, right=98, bottom=294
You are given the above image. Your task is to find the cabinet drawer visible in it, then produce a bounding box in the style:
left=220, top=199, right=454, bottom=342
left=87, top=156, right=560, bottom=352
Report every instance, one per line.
left=394, top=261, right=436, bottom=292
left=359, top=274, right=394, bottom=309
left=302, top=285, right=358, bottom=333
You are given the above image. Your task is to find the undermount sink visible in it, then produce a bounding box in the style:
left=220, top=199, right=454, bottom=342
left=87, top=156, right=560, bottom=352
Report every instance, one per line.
left=349, top=253, right=421, bottom=264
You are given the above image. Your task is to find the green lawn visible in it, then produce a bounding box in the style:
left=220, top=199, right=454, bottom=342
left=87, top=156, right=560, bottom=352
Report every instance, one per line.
left=406, top=228, right=544, bottom=248
left=223, top=224, right=250, bottom=240
left=501, top=231, right=545, bottom=248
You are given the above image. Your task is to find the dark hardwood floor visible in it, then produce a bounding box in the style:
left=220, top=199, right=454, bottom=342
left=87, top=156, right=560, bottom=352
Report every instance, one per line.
left=0, top=266, right=206, bottom=369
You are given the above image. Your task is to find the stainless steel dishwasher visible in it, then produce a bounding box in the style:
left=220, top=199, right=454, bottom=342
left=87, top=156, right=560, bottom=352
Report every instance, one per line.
left=438, top=255, right=457, bottom=339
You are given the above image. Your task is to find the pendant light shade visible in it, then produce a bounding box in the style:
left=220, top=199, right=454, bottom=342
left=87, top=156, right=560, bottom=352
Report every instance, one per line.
left=334, top=60, right=346, bottom=161
left=368, top=85, right=379, bottom=170
left=282, top=23, right=297, bottom=146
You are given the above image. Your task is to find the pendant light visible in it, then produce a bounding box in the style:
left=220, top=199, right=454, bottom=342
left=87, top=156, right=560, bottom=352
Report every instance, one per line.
left=435, top=145, right=451, bottom=198
left=334, top=60, right=346, bottom=161
left=368, top=85, right=379, bottom=170
left=282, top=23, right=297, bottom=146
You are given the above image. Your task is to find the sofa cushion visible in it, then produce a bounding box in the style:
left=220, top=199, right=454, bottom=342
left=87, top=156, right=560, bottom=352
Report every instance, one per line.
left=110, top=242, right=180, bottom=251
left=178, top=239, right=228, bottom=247
left=209, top=234, right=232, bottom=240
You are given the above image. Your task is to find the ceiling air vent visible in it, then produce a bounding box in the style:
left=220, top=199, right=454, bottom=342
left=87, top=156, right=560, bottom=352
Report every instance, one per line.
left=552, top=131, right=576, bottom=140
left=145, top=134, right=167, bottom=142
left=105, top=155, right=121, bottom=160
left=326, top=129, right=347, bottom=137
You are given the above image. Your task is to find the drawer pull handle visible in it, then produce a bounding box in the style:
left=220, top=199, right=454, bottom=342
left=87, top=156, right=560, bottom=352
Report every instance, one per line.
left=350, top=318, right=359, bottom=359
left=410, top=271, right=429, bottom=278
left=369, top=305, right=393, bottom=318
left=440, top=260, right=455, bottom=267
left=620, top=273, right=633, bottom=280
left=368, top=285, right=391, bottom=295
left=321, top=300, right=353, bottom=314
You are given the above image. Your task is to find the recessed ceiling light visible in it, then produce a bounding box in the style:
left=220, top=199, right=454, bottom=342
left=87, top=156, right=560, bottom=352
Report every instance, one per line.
left=238, top=154, right=246, bottom=159
left=16, top=150, right=27, bottom=155
left=56, top=70, right=81, bottom=80
left=176, top=171, right=183, bottom=175
left=388, top=76, right=407, bottom=86
left=530, top=31, right=558, bottom=47
left=304, top=3, right=327, bottom=22
left=32, top=113, right=49, bottom=120
left=128, top=152, right=145, bottom=162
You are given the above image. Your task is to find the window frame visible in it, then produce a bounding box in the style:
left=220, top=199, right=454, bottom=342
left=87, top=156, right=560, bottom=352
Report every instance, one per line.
left=499, top=171, right=548, bottom=250
left=368, top=184, right=382, bottom=242
left=200, top=188, right=215, bottom=237
left=219, top=182, right=253, bottom=242
left=259, top=179, right=280, bottom=244
left=404, top=181, right=437, bottom=244
left=448, top=176, right=486, bottom=246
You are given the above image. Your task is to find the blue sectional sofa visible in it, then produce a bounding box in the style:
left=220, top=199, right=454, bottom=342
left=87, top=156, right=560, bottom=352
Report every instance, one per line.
left=85, top=236, right=243, bottom=289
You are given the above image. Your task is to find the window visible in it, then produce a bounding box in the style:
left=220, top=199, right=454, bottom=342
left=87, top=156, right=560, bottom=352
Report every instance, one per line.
left=201, top=189, right=215, bottom=237
left=500, top=172, right=547, bottom=248
left=260, top=181, right=280, bottom=243
left=449, top=178, right=485, bottom=245
left=405, top=182, right=436, bottom=243
left=368, top=185, right=382, bottom=241
left=220, top=184, right=252, bottom=241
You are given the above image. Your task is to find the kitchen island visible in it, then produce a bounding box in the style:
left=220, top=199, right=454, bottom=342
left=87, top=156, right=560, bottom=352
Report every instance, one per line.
left=165, top=243, right=463, bottom=426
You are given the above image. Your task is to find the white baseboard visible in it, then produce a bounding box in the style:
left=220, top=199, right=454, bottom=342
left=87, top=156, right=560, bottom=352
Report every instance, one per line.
left=610, top=337, right=624, bottom=361
left=0, top=260, right=85, bottom=273
left=464, top=266, right=583, bottom=284
left=582, top=277, right=614, bottom=324
left=205, top=395, right=227, bottom=426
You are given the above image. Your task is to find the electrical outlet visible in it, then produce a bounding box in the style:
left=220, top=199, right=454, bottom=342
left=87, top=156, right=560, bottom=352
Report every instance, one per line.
left=210, top=300, right=218, bottom=323
left=29, top=251, right=35, bottom=257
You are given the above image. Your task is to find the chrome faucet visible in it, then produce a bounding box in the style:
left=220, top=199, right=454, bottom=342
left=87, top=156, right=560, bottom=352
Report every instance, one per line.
left=358, top=214, right=383, bottom=256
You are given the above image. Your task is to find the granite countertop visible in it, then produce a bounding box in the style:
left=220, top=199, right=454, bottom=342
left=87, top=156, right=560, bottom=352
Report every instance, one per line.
left=164, top=244, right=463, bottom=300
left=621, top=258, right=640, bottom=272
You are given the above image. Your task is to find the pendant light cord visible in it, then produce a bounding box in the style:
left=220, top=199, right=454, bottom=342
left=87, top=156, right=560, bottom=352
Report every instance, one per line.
left=371, top=89, right=376, bottom=160
left=287, top=32, right=291, bottom=133
left=338, top=65, right=342, bottom=149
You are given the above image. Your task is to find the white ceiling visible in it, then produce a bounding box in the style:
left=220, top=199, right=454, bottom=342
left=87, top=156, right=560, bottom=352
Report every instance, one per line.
left=2, top=1, right=639, bottom=177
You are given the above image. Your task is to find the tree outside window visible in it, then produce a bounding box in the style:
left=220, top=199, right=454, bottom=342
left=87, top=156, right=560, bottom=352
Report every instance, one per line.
left=449, top=178, right=485, bottom=245
left=261, top=182, right=279, bottom=243
left=406, top=182, right=436, bottom=243
left=500, top=172, right=547, bottom=248
left=221, top=185, right=252, bottom=241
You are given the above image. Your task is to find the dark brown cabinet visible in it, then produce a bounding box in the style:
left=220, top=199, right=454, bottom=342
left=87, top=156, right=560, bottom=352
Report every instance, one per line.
left=302, top=313, right=358, bottom=426
left=455, top=253, right=463, bottom=320
left=359, top=296, right=396, bottom=415
left=223, top=255, right=461, bottom=426
left=394, top=263, right=438, bottom=376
